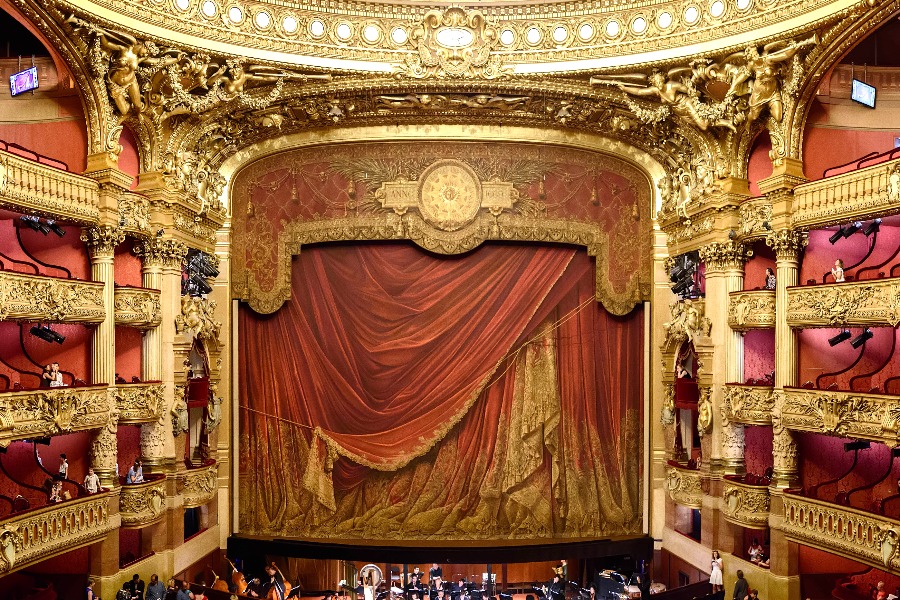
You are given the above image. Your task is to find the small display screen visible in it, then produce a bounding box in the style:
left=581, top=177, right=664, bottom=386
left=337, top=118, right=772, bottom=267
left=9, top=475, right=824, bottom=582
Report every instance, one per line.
left=9, top=66, right=38, bottom=96
left=851, top=79, right=876, bottom=108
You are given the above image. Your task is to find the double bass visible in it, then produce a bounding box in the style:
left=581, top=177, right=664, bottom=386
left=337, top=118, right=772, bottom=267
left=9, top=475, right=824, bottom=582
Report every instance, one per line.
left=211, top=568, right=230, bottom=592
left=226, top=556, right=253, bottom=595
left=267, top=561, right=293, bottom=600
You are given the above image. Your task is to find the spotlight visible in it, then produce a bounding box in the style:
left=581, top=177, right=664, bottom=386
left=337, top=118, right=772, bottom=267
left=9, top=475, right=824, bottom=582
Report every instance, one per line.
left=829, top=227, right=846, bottom=245
left=30, top=325, right=64, bottom=344
left=182, top=273, right=212, bottom=296
left=20, top=215, right=49, bottom=235
left=844, top=440, right=871, bottom=451
left=850, top=328, right=874, bottom=349
left=186, top=251, right=219, bottom=278
left=843, top=221, right=863, bottom=238
left=45, top=219, right=66, bottom=237
left=828, top=330, right=852, bottom=346
left=864, top=218, right=882, bottom=236
left=672, top=277, right=694, bottom=296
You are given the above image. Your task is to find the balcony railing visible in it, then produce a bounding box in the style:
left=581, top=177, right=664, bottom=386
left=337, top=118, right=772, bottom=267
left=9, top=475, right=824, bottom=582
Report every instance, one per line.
left=114, top=286, right=162, bottom=329
left=723, top=384, right=775, bottom=425
left=0, top=271, right=104, bottom=323
left=0, top=490, right=115, bottom=575
left=781, top=387, right=899, bottom=446
left=0, top=385, right=110, bottom=447
left=728, top=290, right=776, bottom=330
left=787, top=277, right=900, bottom=328
left=120, top=476, right=166, bottom=528
left=0, top=145, right=100, bottom=223
left=791, top=156, right=900, bottom=230
left=665, top=462, right=703, bottom=509
left=722, top=477, right=771, bottom=529
left=182, top=462, right=218, bottom=508
left=114, top=382, right=164, bottom=424
left=782, top=492, right=900, bottom=572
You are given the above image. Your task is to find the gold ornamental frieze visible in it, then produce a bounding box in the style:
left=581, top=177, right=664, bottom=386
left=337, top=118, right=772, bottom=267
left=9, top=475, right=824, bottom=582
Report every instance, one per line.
left=0, top=386, right=112, bottom=447
left=782, top=493, right=900, bottom=573
left=722, top=479, right=770, bottom=529
left=723, top=384, right=775, bottom=425
left=114, top=382, right=165, bottom=423
left=114, top=286, right=162, bottom=329
left=181, top=462, right=218, bottom=508
left=0, top=490, right=114, bottom=576
left=120, top=478, right=166, bottom=528
left=728, top=290, right=776, bottom=330
left=781, top=387, right=900, bottom=445
left=738, top=198, right=772, bottom=238
left=665, top=463, right=703, bottom=509
left=0, top=272, right=105, bottom=323
left=787, top=278, right=900, bottom=328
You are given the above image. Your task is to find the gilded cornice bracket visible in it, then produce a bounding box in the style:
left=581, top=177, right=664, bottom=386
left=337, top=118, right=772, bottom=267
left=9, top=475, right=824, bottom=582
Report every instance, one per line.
left=699, top=240, right=752, bottom=272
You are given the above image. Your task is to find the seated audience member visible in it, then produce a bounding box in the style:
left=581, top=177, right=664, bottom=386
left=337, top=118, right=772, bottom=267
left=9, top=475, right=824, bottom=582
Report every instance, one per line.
left=748, top=538, right=763, bottom=563
left=58, top=453, right=68, bottom=479
left=126, top=459, right=145, bottom=484
left=49, top=479, right=63, bottom=503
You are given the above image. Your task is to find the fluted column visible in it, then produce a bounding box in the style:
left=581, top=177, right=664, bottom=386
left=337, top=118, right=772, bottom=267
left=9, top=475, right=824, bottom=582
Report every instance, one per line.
left=81, top=226, right=125, bottom=486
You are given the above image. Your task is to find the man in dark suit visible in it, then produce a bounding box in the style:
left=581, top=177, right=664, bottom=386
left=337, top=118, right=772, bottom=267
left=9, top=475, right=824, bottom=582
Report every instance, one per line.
left=126, top=573, right=146, bottom=600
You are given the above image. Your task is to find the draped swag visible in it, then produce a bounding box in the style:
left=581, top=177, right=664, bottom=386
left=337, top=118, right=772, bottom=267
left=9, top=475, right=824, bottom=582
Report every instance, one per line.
left=239, top=242, right=643, bottom=540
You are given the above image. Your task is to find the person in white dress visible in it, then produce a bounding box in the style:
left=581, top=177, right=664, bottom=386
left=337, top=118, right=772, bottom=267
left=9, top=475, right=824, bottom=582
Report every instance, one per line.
left=710, top=550, right=723, bottom=593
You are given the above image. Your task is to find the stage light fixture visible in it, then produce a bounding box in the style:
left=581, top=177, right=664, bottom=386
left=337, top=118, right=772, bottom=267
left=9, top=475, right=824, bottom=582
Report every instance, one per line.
left=850, top=328, right=873, bottom=349
left=182, top=272, right=213, bottom=296
left=843, top=221, right=863, bottom=238
left=864, top=218, right=882, bottom=236
left=20, top=215, right=49, bottom=235
left=844, top=440, right=871, bottom=451
left=30, top=325, right=55, bottom=343
left=45, top=219, right=65, bottom=237
left=828, top=330, right=852, bottom=346
left=672, top=277, right=694, bottom=296
left=829, top=227, right=846, bottom=244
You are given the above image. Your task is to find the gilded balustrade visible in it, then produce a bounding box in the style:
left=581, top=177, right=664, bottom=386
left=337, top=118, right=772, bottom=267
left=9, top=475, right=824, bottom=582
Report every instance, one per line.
left=782, top=493, right=900, bottom=573
left=114, top=286, right=162, bottom=329
left=722, top=478, right=771, bottom=529
left=786, top=277, right=900, bottom=328
left=723, top=384, right=775, bottom=425
left=181, top=462, right=218, bottom=508
left=0, top=491, right=115, bottom=575
left=781, top=387, right=900, bottom=446
left=728, top=290, right=776, bottom=330
left=114, top=383, right=165, bottom=424
left=119, top=477, right=166, bottom=528
left=0, top=148, right=99, bottom=222
left=791, top=157, right=900, bottom=230
left=664, top=463, right=703, bottom=509
left=0, top=271, right=104, bottom=323
left=0, top=386, right=111, bottom=448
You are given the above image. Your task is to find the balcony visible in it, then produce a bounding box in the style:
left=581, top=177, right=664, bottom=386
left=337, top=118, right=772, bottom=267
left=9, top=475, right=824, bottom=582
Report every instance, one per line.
left=722, top=476, right=771, bottom=529
left=0, top=385, right=110, bottom=448
left=182, top=462, right=218, bottom=508
left=0, top=271, right=104, bottom=323
left=791, top=156, right=900, bottom=230
left=728, top=290, right=776, bottom=330
left=665, top=462, right=703, bottom=509
left=0, top=490, right=115, bottom=576
left=120, top=476, right=166, bottom=528
left=781, top=387, right=899, bottom=445
left=782, top=492, right=900, bottom=573
left=114, top=382, right=165, bottom=424
left=723, top=384, right=775, bottom=425
left=787, top=277, right=900, bottom=328
left=114, top=286, right=161, bottom=329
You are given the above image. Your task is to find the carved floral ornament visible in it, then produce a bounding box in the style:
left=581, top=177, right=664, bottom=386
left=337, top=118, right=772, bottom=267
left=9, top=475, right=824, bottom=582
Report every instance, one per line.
left=182, top=464, right=218, bottom=508
left=699, top=241, right=752, bottom=271
left=0, top=388, right=111, bottom=447
left=665, top=465, right=703, bottom=509
left=115, top=383, right=165, bottom=423
left=787, top=280, right=900, bottom=328
left=728, top=290, right=776, bottom=330
left=662, top=299, right=711, bottom=352
left=0, top=272, right=105, bottom=323
left=781, top=388, right=900, bottom=444
left=723, top=384, right=775, bottom=425
left=723, top=481, right=770, bottom=529
left=119, top=480, right=166, bottom=526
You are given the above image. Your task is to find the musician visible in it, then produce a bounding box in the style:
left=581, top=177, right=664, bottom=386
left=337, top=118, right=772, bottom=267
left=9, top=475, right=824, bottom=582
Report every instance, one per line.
left=451, top=579, right=468, bottom=600
left=407, top=568, right=424, bottom=600
left=546, top=575, right=564, bottom=600
left=260, top=564, right=286, bottom=600
left=429, top=564, right=443, bottom=599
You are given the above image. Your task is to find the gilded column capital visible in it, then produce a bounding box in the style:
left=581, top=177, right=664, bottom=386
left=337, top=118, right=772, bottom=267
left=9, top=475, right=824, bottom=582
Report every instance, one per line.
left=134, top=238, right=188, bottom=269
left=765, top=229, right=808, bottom=262
left=698, top=241, right=753, bottom=272
left=80, top=226, right=125, bottom=258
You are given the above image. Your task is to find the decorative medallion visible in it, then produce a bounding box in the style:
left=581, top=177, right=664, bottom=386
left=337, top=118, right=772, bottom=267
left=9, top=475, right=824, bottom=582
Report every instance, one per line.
left=417, top=160, right=482, bottom=231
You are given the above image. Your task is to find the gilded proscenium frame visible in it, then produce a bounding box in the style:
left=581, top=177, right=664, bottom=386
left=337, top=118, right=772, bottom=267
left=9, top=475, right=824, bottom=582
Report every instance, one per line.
left=786, top=278, right=900, bottom=328
left=119, top=478, right=167, bottom=527
left=723, top=384, right=776, bottom=426
left=722, top=479, right=771, bottom=529
left=728, top=289, right=776, bottom=330
left=0, top=386, right=112, bottom=447
left=781, top=387, right=900, bottom=446
left=0, top=272, right=106, bottom=323
left=113, top=286, right=162, bottom=328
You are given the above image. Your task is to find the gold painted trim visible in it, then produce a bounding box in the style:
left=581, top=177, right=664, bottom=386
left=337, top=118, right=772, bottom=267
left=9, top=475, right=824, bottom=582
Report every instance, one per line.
left=181, top=462, right=218, bottom=508
left=665, top=463, right=703, bottom=509
left=786, top=277, right=900, bottom=328
left=723, top=384, right=775, bottom=426
left=114, top=286, right=162, bottom=329
left=781, top=387, right=900, bottom=446
left=722, top=479, right=771, bottom=529
left=728, top=290, right=776, bottom=330
left=114, top=382, right=165, bottom=423
left=0, top=386, right=111, bottom=447
left=0, top=272, right=105, bottom=323
left=119, top=478, right=167, bottom=528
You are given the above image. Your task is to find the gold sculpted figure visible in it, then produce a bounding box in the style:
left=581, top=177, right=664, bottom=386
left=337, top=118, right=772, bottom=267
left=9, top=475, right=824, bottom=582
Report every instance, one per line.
left=207, top=61, right=331, bottom=98
left=96, top=30, right=178, bottom=114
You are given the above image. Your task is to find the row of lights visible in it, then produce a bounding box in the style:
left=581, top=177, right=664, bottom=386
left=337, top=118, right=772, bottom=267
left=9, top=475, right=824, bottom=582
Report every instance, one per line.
left=828, top=328, right=873, bottom=348
left=828, top=219, right=881, bottom=244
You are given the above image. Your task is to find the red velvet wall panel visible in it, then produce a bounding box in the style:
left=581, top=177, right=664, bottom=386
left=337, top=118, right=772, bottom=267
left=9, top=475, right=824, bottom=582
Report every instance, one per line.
left=803, top=111, right=898, bottom=182
left=117, top=424, right=143, bottom=477
left=743, top=242, right=776, bottom=292
left=747, top=134, right=773, bottom=197
left=799, top=220, right=900, bottom=285
left=0, top=432, right=91, bottom=501
left=115, top=326, right=142, bottom=382
left=743, top=330, right=775, bottom=382
left=114, top=241, right=144, bottom=287
left=0, top=321, right=92, bottom=386
left=0, top=215, right=90, bottom=280
left=743, top=425, right=773, bottom=476
left=798, top=432, right=897, bottom=507
left=797, top=327, right=898, bottom=390
left=117, top=126, right=141, bottom=189
left=0, top=117, right=88, bottom=173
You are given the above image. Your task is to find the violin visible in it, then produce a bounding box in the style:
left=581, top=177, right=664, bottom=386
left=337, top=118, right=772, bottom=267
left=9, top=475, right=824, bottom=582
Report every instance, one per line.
left=211, top=568, right=230, bottom=592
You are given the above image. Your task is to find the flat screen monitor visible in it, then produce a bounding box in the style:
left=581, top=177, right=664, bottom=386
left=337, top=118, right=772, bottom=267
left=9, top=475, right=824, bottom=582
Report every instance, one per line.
left=851, top=79, right=876, bottom=108
left=9, top=66, right=38, bottom=96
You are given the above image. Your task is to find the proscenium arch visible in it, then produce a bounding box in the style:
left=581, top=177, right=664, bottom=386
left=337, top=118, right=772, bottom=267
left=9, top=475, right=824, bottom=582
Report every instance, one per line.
left=219, top=123, right=666, bottom=315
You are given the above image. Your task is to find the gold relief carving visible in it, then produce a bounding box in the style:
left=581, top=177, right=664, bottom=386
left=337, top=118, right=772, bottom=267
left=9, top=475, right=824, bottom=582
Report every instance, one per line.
left=723, top=384, right=775, bottom=425
left=172, top=210, right=218, bottom=245
left=728, top=290, right=776, bottom=330
left=665, top=464, right=703, bottom=509
left=115, top=383, right=165, bottom=424
left=781, top=388, right=897, bottom=445
left=665, top=216, right=714, bottom=246
left=114, top=287, right=162, bottom=328
left=662, top=299, right=711, bottom=353
left=0, top=272, right=105, bottom=323
left=785, top=281, right=900, bottom=328
left=80, top=225, right=125, bottom=257
left=782, top=494, right=900, bottom=573
left=119, top=479, right=166, bottom=527
left=765, top=229, right=808, bottom=261
left=118, top=193, right=151, bottom=235
left=723, top=480, right=770, bottom=529
left=661, top=383, right=675, bottom=426
left=171, top=388, right=188, bottom=438
left=376, top=94, right=532, bottom=112
left=175, top=296, right=222, bottom=347
left=0, top=387, right=112, bottom=447
left=739, top=200, right=772, bottom=236
left=697, top=387, right=713, bottom=435
left=699, top=241, right=752, bottom=272
left=134, top=237, right=188, bottom=269
left=205, top=382, right=223, bottom=433
left=182, top=463, right=218, bottom=508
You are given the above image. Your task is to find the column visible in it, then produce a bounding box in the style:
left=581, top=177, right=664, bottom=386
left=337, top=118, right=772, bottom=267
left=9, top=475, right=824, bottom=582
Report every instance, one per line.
left=81, top=225, right=125, bottom=487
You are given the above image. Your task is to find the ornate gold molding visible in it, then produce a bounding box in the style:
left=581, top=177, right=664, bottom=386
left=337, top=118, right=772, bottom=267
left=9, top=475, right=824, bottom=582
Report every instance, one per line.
left=699, top=241, right=753, bottom=272
left=723, top=479, right=771, bottom=529
left=786, top=278, right=900, bottom=328
left=782, top=493, right=900, bottom=573
left=0, top=490, right=114, bottom=575
left=0, top=272, right=105, bottom=323
left=119, top=478, right=166, bottom=527
left=724, top=384, right=776, bottom=425
left=738, top=197, right=772, bottom=238
left=114, top=382, right=164, bottom=424
left=766, top=228, right=808, bottom=261
left=181, top=462, right=218, bottom=508
left=134, top=237, right=188, bottom=269
left=80, top=225, right=126, bottom=257
left=728, top=290, right=776, bottom=330
left=175, top=296, right=222, bottom=348
left=0, top=386, right=111, bottom=448
left=781, top=387, right=900, bottom=445
left=665, top=463, right=703, bottom=509
left=661, top=299, right=711, bottom=353
left=114, top=286, right=162, bottom=328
